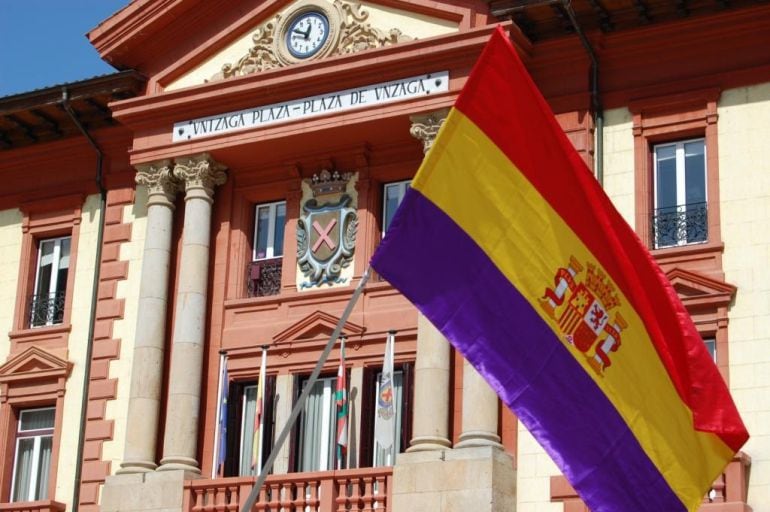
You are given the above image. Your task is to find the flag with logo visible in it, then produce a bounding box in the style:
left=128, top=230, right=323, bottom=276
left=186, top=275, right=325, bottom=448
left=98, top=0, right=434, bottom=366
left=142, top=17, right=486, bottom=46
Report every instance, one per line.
left=374, top=330, right=395, bottom=457
left=336, top=337, right=348, bottom=468
left=370, top=26, right=748, bottom=512
left=251, top=348, right=267, bottom=474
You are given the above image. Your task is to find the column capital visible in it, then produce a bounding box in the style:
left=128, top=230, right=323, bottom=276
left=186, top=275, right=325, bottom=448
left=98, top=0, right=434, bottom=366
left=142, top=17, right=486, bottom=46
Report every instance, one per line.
left=409, top=108, right=450, bottom=155
left=173, top=153, right=227, bottom=196
left=135, top=160, right=179, bottom=205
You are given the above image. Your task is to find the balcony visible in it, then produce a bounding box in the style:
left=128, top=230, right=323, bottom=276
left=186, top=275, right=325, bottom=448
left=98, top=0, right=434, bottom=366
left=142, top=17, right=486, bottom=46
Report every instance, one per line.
left=28, top=291, right=65, bottom=327
left=0, top=501, right=66, bottom=512
left=652, top=202, right=708, bottom=249
left=185, top=468, right=392, bottom=512
left=247, top=259, right=283, bottom=298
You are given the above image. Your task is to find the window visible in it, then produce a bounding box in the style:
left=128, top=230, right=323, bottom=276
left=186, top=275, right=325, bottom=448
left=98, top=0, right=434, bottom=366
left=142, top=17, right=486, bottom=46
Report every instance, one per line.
left=29, top=237, right=71, bottom=327
left=11, top=407, right=54, bottom=502
left=223, top=379, right=275, bottom=477
left=382, top=181, right=410, bottom=234
left=372, top=369, right=404, bottom=467
left=254, top=201, right=286, bottom=261
left=296, top=376, right=339, bottom=472
left=652, top=139, right=707, bottom=248
left=248, top=201, right=286, bottom=297
left=703, top=336, right=717, bottom=363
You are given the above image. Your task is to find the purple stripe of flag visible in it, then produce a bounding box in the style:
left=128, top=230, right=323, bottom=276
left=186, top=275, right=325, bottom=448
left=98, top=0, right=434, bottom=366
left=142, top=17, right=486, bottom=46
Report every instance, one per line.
left=372, top=189, right=687, bottom=512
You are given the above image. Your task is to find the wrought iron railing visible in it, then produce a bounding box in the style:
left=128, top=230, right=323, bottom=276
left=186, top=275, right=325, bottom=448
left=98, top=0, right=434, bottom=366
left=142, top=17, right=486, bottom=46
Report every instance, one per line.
left=247, top=259, right=283, bottom=298
left=652, top=202, right=708, bottom=249
left=184, top=468, right=392, bottom=512
left=28, top=291, right=65, bottom=327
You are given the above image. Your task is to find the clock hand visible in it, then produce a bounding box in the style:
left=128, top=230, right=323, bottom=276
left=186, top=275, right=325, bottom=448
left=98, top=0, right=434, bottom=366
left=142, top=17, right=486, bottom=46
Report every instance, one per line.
left=303, top=25, right=311, bottom=39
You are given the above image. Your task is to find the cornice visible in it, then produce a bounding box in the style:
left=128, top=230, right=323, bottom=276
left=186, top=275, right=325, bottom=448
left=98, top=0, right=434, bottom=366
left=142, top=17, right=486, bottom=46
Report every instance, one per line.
left=110, top=24, right=506, bottom=130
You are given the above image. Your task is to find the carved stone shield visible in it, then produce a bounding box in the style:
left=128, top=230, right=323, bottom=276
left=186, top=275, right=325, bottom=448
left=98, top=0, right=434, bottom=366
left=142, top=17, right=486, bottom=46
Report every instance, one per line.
left=297, top=194, right=357, bottom=287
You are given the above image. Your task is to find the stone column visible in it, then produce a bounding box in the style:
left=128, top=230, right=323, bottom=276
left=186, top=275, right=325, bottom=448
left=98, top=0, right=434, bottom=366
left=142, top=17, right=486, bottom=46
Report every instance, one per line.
left=405, top=110, right=452, bottom=453
left=455, top=359, right=503, bottom=449
left=407, top=315, right=451, bottom=452
left=119, top=161, right=178, bottom=474
left=158, top=153, right=227, bottom=474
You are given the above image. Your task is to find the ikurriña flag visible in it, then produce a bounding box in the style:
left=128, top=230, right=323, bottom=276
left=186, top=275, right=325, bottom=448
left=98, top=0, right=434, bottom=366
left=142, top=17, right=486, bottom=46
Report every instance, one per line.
left=370, top=26, right=748, bottom=512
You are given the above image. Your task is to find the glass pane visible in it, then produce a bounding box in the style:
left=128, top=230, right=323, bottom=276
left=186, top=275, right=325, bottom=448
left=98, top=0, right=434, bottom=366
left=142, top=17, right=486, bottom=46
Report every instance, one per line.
left=12, top=438, right=34, bottom=502
left=255, top=206, right=271, bottom=259
left=58, top=237, right=71, bottom=270
left=35, top=436, right=52, bottom=500
left=239, top=385, right=257, bottom=476
left=35, top=242, right=55, bottom=298
left=20, top=408, right=55, bottom=431
left=704, top=337, right=716, bottom=363
left=684, top=141, right=706, bottom=205
left=273, top=203, right=286, bottom=258
left=655, top=145, right=677, bottom=210
left=384, top=183, right=407, bottom=233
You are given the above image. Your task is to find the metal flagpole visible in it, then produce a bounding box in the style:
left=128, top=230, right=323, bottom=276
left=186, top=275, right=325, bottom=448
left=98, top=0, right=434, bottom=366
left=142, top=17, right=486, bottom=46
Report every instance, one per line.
left=240, top=267, right=371, bottom=512
left=255, top=345, right=268, bottom=476
left=211, top=350, right=227, bottom=479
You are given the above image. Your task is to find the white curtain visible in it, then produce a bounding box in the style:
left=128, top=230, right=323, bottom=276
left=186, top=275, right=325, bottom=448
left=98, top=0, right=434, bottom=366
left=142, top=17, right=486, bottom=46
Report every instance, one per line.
left=299, top=377, right=336, bottom=472
left=36, top=436, right=52, bottom=499
left=239, top=385, right=258, bottom=476
left=12, top=438, right=34, bottom=501
left=373, top=371, right=403, bottom=467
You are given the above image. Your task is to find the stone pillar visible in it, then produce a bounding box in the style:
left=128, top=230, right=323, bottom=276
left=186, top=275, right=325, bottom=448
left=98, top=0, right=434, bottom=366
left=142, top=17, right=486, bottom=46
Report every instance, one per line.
left=119, top=161, right=178, bottom=474
left=407, top=315, right=451, bottom=452
left=455, top=359, right=503, bottom=449
left=406, top=110, right=452, bottom=453
left=158, top=153, right=227, bottom=473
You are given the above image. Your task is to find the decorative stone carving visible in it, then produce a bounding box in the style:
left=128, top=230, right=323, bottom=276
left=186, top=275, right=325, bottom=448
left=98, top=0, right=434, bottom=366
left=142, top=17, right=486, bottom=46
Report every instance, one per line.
left=410, top=108, right=450, bottom=154
left=135, top=160, right=178, bottom=197
left=297, top=169, right=357, bottom=288
left=208, top=0, right=415, bottom=82
left=172, top=153, right=228, bottom=192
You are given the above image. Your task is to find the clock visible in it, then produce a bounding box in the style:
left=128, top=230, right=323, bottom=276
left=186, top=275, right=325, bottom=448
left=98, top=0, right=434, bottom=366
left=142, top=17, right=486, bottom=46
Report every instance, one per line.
left=285, top=11, right=330, bottom=59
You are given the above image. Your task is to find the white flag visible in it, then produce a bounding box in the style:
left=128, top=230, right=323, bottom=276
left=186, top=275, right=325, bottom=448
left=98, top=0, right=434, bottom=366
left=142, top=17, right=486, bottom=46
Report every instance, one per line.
left=374, top=330, right=396, bottom=452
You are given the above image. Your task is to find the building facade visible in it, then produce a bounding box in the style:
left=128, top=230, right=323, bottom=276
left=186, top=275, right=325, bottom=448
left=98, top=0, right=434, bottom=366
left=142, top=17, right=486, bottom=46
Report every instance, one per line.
left=0, top=0, right=769, bottom=511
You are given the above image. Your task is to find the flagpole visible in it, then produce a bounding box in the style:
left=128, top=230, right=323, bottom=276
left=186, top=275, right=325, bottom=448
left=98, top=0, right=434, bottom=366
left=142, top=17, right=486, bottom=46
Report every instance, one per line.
left=211, top=350, right=227, bottom=479
left=255, top=345, right=268, bottom=476
left=240, top=267, right=371, bottom=512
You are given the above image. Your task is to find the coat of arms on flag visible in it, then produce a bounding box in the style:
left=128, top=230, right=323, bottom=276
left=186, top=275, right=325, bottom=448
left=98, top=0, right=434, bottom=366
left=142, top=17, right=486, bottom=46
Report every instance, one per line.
left=297, top=169, right=357, bottom=288
left=540, top=256, right=628, bottom=375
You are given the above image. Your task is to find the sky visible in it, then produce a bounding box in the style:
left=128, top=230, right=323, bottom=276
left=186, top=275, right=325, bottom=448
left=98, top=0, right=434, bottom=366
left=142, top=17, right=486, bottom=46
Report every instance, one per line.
left=0, top=0, right=131, bottom=97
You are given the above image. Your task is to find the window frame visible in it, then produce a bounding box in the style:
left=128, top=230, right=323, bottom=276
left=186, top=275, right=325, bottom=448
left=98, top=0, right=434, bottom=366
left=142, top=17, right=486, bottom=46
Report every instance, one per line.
left=381, top=180, right=410, bottom=235
left=10, top=407, right=55, bottom=502
left=253, top=200, right=287, bottom=262
left=292, top=373, right=341, bottom=473
left=223, top=378, right=276, bottom=477
left=29, top=236, right=72, bottom=328
left=652, top=138, right=708, bottom=248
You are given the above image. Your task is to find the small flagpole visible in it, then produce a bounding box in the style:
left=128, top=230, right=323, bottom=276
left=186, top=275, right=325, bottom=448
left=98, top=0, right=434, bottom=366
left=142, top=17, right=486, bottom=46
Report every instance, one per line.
left=211, top=350, right=227, bottom=479
left=240, top=267, right=371, bottom=512
left=255, top=345, right=268, bottom=476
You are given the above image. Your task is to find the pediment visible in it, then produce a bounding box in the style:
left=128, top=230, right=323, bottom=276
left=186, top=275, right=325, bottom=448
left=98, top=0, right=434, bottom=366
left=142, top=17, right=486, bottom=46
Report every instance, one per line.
left=0, top=346, right=72, bottom=383
left=166, top=0, right=459, bottom=91
left=666, top=267, right=736, bottom=307
left=273, top=310, right=365, bottom=344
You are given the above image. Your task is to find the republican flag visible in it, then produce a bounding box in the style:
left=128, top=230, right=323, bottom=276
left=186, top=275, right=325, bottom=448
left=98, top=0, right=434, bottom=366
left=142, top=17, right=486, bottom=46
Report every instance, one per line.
left=371, top=26, right=748, bottom=512
left=251, top=347, right=267, bottom=474
left=374, top=330, right=395, bottom=456
left=336, top=336, right=348, bottom=469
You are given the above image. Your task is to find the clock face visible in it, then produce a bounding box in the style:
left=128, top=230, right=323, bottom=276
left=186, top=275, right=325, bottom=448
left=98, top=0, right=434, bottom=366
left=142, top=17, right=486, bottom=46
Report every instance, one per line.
left=286, top=12, right=330, bottom=59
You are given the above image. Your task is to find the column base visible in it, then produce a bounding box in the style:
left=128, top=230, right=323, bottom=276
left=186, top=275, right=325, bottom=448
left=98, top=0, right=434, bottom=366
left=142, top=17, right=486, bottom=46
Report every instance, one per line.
left=102, top=469, right=200, bottom=512
left=392, top=445, right=516, bottom=512
left=406, top=435, right=452, bottom=452
left=117, top=460, right=157, bottom=474
left=455, top=430, right=504, bottom=449
left=157, top=456, right=201, bottom=475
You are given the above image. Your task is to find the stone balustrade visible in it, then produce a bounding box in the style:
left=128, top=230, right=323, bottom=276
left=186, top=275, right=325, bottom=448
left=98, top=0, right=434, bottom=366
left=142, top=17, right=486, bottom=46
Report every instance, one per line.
left=184, top=467, right=392, bottom=512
